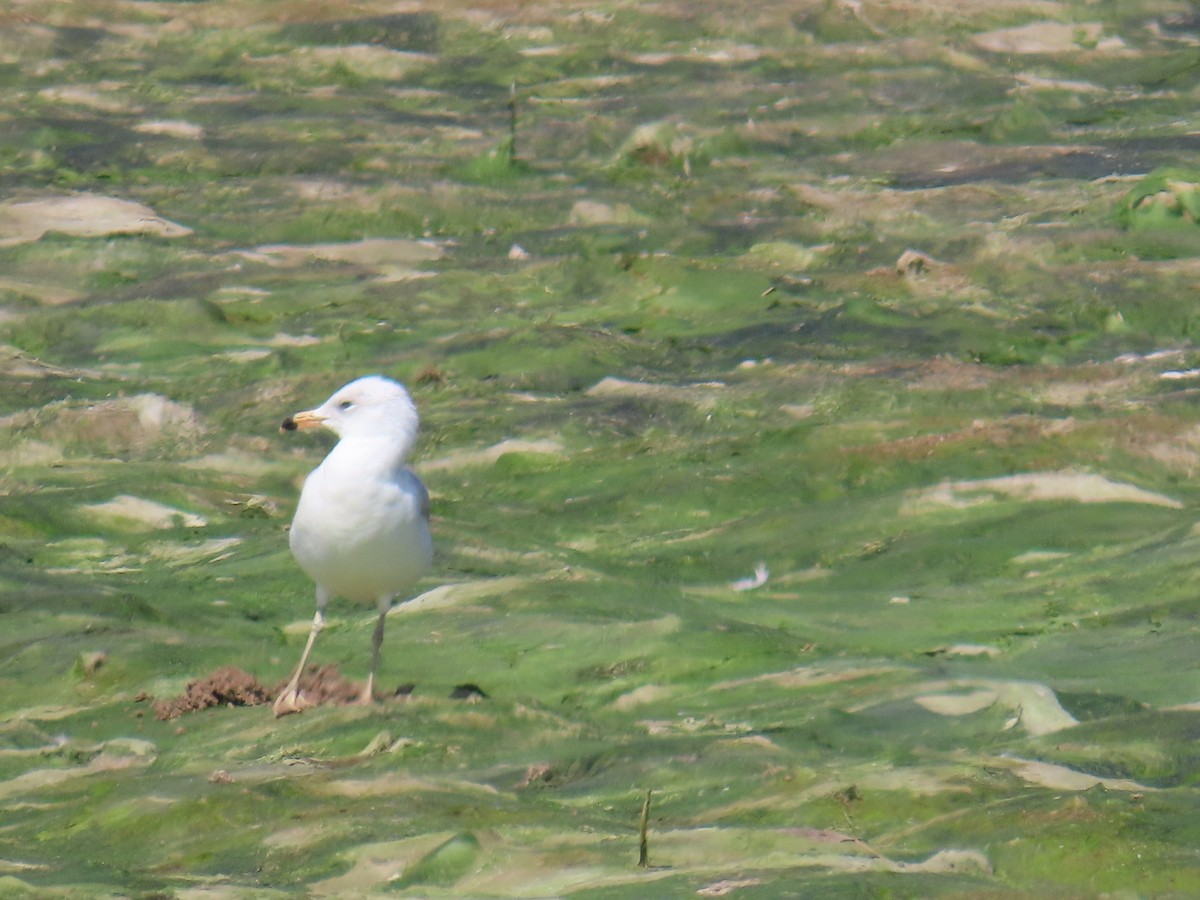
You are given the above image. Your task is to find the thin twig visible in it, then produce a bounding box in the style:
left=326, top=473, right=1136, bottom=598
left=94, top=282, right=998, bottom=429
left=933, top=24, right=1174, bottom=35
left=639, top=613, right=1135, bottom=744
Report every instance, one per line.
left=637, top=789, right=652, bottom=867
left=508, top=82, right=518, bottom=162
left=838, top=787, right=898, bottom=867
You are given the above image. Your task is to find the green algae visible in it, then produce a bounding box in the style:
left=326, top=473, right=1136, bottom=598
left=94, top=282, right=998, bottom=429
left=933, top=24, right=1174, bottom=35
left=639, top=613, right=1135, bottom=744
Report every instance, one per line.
left=1117, top=167, right=1200, bottom=231
left=2, top=1, right=1200, bottom=897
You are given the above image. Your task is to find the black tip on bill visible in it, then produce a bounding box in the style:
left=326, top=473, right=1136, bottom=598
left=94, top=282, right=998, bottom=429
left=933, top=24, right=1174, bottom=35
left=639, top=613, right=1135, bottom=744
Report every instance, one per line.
left=280, top=417, right=298, bottom=432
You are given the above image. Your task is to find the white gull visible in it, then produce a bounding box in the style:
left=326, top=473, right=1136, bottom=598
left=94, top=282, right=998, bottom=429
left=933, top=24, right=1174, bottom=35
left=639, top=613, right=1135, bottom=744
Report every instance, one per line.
left=275, top=375, right=433, bottom=716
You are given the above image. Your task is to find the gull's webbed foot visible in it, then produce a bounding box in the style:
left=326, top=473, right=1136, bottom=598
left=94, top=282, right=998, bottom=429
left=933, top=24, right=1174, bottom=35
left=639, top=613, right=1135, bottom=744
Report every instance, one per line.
left=273, top=685, right=311, bottom=718
left=354, top=683, right=376, bottom=706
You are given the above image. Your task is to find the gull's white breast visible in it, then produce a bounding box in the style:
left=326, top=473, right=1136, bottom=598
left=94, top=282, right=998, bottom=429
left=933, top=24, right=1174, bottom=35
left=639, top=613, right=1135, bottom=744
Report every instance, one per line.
left=289, top=436, right=432, bottom=603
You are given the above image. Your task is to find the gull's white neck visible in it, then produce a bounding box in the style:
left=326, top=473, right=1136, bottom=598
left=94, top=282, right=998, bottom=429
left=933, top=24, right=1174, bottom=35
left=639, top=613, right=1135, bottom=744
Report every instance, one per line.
left=324, top=432, right=417, bottom=478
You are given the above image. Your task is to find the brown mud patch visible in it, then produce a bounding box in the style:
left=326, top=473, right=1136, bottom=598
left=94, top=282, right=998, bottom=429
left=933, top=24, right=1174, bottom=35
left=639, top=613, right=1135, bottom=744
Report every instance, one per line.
left=150, top=664, right=362, bottom=719
left=278, top=664, right=365, bottom=708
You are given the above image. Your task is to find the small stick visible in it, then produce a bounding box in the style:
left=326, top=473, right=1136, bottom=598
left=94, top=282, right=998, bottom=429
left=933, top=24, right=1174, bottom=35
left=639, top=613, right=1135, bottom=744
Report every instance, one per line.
left=508, top=82, right=518, bottom=162
left=637, top=789, right=652, bottom=867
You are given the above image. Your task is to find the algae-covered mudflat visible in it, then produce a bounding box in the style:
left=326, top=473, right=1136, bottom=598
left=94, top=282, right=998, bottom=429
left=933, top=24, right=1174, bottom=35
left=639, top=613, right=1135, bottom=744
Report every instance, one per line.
left=4, top=0, right=1200, bottom=896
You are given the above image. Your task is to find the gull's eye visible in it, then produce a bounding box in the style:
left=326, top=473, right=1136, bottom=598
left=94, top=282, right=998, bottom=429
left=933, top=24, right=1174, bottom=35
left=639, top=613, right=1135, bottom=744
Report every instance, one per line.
left=338, top=400, right=353, bottom=410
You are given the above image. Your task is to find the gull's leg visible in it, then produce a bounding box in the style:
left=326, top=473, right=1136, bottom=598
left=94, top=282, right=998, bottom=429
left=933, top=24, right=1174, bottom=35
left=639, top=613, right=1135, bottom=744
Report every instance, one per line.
left=361, top=595, right=393, bottom=704
left=274, top=586, right=329, bottom=717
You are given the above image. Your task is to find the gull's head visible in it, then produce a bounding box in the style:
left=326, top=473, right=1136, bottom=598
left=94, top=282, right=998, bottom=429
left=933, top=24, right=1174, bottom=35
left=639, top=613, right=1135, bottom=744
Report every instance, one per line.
left=282, top=375, right=419, bottom=447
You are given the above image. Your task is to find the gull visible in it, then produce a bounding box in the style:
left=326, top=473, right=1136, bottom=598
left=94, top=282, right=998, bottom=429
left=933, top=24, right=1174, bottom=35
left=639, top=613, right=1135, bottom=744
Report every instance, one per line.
left=274, top=375, right=433, bottom=717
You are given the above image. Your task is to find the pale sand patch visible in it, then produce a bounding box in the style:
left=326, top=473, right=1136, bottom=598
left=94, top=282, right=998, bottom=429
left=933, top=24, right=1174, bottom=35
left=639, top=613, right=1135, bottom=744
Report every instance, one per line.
left=929, top=643, right=1003, bottom=658
left=624, top=43, right=766, bottom=65
left=393, top=576, right=531, bottom=616
left=287, top=179, right=359, bottom=202
left=0, top=859, right=44, bottom=874
left=307, top=832, right=467, bottom=898
left=567, top=199, right=650, bottom=226
left=772, top=566, right=832, bottom=584
left=726, top=734, right=785, bottom=752
left=218, top=349, right=272, bottom=363
left=914, top=690, right=998, bottom=717
left=663, top=524, right=734, bottom=546
left=244, top=238, right=443, bottom=274
left=9, top=701, right=119, bottom=722
left=0, top=194, right=192, bottom=245
left=914, top=680, right=1077, bottom=736
left=213, top=333, right=323, bottom=363
left=903, top=471, right=1182, bottom=513
left=253, top=45, right=435, bottom=80
left=698, top=764, right=976, bottom=826
left=698, top=878, right=763, bottom=897
left=182, top=451, right=284, bottom=478
left=986, top=756, right=1152, bottom=793
left=648, top=827, right=989, bottom=876
left=41, top=538, right=138, bottom=576
left=313, top=774, right=503, bottom=800
left=306, top=820, right=989, bottom=896
left=519, top=45, right=565, bottom=57
left=372, top=266, right=442, bottom=284
left=212, top=285, right=271, bottom=301
left=144, top=537, right=241, bottom=565
left=715, top=664, right=901, bottom=691
left=972, top=22, right=1127, bottom=55
left=1036, top=377, right=1141, bottom=406
left=1014, top=73, right=1106, bottom=94
left=1010, top=550, right=1070, bottom=566
left=133, top=120, right=204, bottom=139
left=38, top=84, right=134, bottom=113
left=1145, top=423, right=1200, bottom=475
left=5, top=393, right=201, bottom=452
left=262, top=825, right=327, bottom=851
left=814, top=767, right=976, bottom=802
left=126, top=394, right=199, bottom=435
left=418, top=438, right=563, bottom=472
left=0, top=440, right=64, bottom=468
left=0, top=739, right=157, bottom=801
left=781, top=403, right=816, bottom=419
left=266, top=333, right=321, bottom=347
left=610, top=684, right=673, bottom=711
left=81, top=495, right=208, bottom=530
left=742, top=241, right=833, bottom=271
left=586, top=376, right=726, bottom=410
left=0, top=276, right=83, bottom=306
